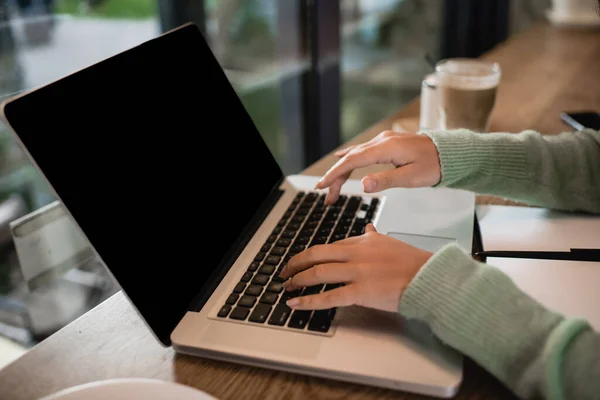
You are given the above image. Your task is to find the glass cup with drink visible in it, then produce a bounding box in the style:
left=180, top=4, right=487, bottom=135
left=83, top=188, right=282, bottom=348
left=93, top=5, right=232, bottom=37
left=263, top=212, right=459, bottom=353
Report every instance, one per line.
left=434, top=58, right=501, bottom=132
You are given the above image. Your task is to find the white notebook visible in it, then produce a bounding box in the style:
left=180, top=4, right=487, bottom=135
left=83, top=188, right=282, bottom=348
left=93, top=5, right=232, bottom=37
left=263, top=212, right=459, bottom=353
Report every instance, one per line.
left=476, top=205, right=600, bottom=330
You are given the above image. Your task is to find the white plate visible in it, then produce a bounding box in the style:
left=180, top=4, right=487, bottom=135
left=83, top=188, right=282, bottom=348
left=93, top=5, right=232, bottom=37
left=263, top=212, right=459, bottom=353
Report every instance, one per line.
left=39, top=378, right=218, bottom=400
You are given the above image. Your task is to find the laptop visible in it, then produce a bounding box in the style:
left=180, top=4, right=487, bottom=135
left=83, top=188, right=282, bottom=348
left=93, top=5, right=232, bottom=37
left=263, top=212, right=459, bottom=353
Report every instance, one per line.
left=0, top=23, right=475, bottom=398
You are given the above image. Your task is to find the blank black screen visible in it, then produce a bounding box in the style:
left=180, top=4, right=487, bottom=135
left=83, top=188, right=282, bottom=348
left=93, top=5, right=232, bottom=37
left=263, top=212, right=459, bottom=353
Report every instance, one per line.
left=2, top=23, right=283, bottom=345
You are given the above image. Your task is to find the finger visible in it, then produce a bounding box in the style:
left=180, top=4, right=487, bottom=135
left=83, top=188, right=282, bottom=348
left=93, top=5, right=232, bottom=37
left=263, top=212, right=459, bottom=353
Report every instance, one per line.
left=324, top=174, right=349, bottom=205
left=282, top=262, right=355, bottom=291
left=286, top=284, right=358, bottom=310
left=334, top=145, right=356, bottom=157
left=280, top=244, right=351, bottom=278
left=361, top=162, right=423, bottom=192
left=316, top=142, right=395, bottom=190
left=364, top=223, right=376, bottom=233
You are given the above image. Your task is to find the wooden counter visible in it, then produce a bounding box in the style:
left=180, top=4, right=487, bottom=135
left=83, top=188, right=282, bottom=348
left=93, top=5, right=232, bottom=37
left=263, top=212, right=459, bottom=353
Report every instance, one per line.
left=1, top=21, right=600, bottom=400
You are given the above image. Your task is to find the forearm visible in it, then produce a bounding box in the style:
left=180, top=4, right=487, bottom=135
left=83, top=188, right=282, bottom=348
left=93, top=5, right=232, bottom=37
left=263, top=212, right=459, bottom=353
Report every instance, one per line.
left=423, top=129, right=600, bottom=213
left=398, top=244, right=600, bottom=399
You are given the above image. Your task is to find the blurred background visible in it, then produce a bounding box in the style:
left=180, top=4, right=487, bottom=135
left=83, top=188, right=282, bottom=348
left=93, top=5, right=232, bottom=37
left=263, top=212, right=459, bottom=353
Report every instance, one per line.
left=0, top=0, right=551, bottom=367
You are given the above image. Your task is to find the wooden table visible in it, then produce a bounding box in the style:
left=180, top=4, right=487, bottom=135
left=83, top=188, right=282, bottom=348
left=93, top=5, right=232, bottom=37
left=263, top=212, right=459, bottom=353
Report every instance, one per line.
left=2, top=21, right=600, bottom=400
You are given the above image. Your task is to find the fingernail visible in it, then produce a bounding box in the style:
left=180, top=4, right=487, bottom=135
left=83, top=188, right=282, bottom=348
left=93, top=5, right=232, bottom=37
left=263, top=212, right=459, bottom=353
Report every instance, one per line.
left=287, top=298, right=299, bottom=307
left=363, top=178, right=376, bottom=192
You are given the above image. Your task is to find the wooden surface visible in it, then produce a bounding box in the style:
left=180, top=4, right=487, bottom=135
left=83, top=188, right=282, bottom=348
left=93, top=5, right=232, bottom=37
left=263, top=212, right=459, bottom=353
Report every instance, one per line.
left=2, top=21, right=600, bottom=400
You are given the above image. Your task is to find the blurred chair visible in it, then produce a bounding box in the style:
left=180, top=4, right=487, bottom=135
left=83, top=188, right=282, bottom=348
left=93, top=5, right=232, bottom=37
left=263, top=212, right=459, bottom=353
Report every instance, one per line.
left=0, top=200, right=117, bottom=346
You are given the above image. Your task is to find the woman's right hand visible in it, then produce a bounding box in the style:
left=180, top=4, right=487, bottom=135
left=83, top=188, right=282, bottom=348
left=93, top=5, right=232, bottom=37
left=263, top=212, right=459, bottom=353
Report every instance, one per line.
left=317, top=130, right=442, bottom=205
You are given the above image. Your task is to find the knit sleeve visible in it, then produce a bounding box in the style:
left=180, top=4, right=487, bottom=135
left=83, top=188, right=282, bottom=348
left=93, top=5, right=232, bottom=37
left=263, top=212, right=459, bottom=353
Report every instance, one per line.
left=422, top=129, right=600, bottom=214
left=398, top=244, right=600, bottom=399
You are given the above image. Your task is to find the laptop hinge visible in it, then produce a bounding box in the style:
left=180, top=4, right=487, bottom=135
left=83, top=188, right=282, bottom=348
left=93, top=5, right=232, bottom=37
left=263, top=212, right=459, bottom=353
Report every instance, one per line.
left=186, top=178, right=285, bottom=312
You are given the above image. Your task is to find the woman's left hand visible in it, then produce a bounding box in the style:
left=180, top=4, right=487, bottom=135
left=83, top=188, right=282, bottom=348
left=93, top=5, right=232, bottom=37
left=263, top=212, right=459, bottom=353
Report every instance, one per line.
left=279, top=224, right=432, bottom=312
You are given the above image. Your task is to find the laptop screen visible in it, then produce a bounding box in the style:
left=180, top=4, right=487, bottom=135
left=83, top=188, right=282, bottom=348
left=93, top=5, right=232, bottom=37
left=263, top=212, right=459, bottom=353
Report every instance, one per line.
left=2, top=23, right=284, bottom=345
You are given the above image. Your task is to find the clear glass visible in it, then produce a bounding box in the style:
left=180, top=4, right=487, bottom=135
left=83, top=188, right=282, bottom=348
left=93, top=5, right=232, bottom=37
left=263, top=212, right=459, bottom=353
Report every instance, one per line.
left=435, top=58, right=501, bottom=132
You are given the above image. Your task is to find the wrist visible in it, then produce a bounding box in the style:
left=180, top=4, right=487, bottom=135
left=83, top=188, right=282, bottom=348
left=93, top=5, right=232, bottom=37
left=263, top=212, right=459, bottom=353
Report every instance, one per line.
left=421, top=129, right=530, bottom=189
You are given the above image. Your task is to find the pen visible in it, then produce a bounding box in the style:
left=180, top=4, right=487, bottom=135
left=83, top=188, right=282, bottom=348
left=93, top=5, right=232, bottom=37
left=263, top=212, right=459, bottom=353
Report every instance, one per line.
left=474, top=248, right=600, bottom=262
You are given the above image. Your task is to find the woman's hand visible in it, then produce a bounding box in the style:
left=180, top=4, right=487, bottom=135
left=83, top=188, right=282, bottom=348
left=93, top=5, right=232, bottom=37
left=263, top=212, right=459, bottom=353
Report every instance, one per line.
left=279, top=224, right=432, bottom=312
left=317, top=130, right=442, bottom=205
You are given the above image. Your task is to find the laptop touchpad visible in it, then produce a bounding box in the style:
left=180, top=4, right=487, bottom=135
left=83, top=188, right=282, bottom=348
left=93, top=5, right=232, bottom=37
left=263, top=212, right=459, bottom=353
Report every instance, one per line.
left=387, top=232, right=455, bottom=253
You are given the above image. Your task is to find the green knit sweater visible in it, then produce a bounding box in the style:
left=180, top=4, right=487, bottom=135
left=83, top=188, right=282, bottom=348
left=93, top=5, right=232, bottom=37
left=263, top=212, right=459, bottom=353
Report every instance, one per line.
left=397, top=128, right=600, bottom=400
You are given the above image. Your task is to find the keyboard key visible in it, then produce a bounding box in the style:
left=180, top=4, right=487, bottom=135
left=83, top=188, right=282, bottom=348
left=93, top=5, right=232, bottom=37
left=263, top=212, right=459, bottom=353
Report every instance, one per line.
left=254, top=252, right=266, bottom=262
left=294, top=236, right=310, bottom=245
left=259, top=292, right=278, bottom=305
left=288, top=310, right=312, bottom=329
left=349, top=227, right=364, bottom=237
left=266, top=282, right=283, bottom=293
left=249, top=303, right=272, bottom=323
left=245, top=284, right=263, bottom=297
left=229, top=307, right=250, bottom=321
left=347, top=196, right=362, bottom=211
left=276, top=238, right=292, bottom=247
left=233, top=282, right=246, bottom=293
left=238, top=295, right=257, bottom=308
left=247, top=261, right=260, bottom=272
left=308, top=212, right=323, bottom=221
left=330, top=233, right=346, bottom=242
left=316, top=228, right=331, bottom=237
left=277, top=219, right=288, bottom=227
left=264, top=255, right=281, bottom=265
left=258, top=264, right=276, bottom=275
left=295, top=209, right=309, bottom=216
left=270, top=246, right=286, bottom=256
left=252, top=274, right=270, bottom=286
left=280, top=289, right=302, bottom=303
left=306, top=192, right=318, bottom=201
left=240, top=271, right=253, bottom=282
left=334, top=225, right=350, bottom=236
left=281, top=230, right=297, bottom=238
left=268, top=304, right=292, bottom=326
left=308, top=308, right=336, bottom=332
left=261, top=243, right=272, bottom=253
left=297, top=230, right=313, bottom=239
left=265, top=234, right=277, bottom=244
left=226, top=293, right=239, bottom=305
left=369, top=198, right=379, bottom=210
left=319, top=220, right=335, bottom=229
left=217, top=304, right=231, bottom=318
left=304, top=221, right=319, bottom=229
left=310, top=236, right=328, bottom=246
left=324, top=211, right=339, bottom=221
left=333, top=195, right=347, bottom=207
left=290, top=244, right=305, bottom=253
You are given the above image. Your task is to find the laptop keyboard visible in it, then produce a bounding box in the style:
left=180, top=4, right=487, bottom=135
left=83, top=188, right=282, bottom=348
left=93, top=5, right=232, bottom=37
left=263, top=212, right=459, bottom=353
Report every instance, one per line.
left=215, top=191, right=380, bottom=335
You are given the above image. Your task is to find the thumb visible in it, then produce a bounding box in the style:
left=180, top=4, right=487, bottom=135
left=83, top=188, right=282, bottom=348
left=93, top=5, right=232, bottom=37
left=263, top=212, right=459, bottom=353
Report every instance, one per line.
left=364, top=223, right=377, bottom=233
left=361, top=163, right=422, bottom=192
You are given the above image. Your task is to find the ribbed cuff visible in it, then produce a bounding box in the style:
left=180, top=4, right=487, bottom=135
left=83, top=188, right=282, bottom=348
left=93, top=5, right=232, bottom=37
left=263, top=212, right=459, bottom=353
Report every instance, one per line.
left=422, top=129, right=531, bottom=188
left=398, top=243, right=563, bottom=394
